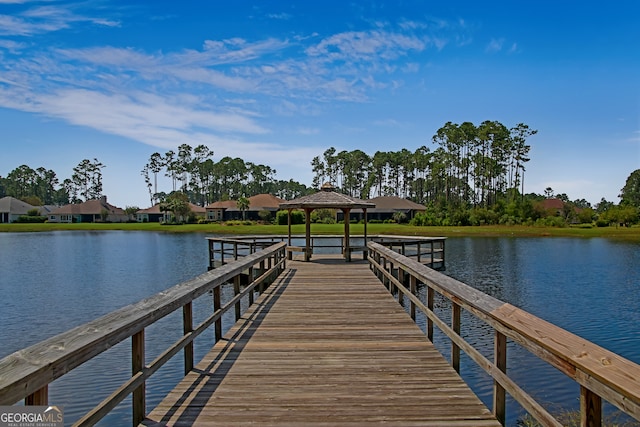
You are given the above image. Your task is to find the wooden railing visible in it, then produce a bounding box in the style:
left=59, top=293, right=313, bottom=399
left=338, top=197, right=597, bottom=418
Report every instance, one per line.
left=0, top=242, right=287, bottom=426
left=367, top=241, right=640, bottom=427
left=208, top=234, right=445, bottom=270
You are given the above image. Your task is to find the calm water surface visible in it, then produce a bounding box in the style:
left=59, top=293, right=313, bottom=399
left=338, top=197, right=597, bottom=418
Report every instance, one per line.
left=1, top=232, right=638, bottom=426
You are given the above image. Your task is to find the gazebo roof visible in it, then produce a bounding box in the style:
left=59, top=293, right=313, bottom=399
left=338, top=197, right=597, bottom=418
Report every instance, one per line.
left=279, top=183, right=375, bottom=210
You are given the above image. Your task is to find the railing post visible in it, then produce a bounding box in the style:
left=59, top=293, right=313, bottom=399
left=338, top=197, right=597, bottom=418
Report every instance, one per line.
left=183, top=302, right=194, bottom=375
left=427, top=286, right=434, bottom=342
left=417, top=242, right=421, bottom=263
left=259, top=260, right=266, bottom=293
left=409, top=275, right=417, bottom=321
left=248, top=267, right=254, bottom=305
left=397, top=267, right=404, bottom=306
left=580, top=386, right=602, bottom=427
left=452, top=302, right=461, bottom=373
left=430, top=240, right=434, bottom=266
left=25, top=385, right=48, bottom=406
left=132, top=329, right=145, bottom=426
left=234, top=275, right=241, bottom=321
left=382, top=257, right=388, bottom=289
left=494, top=331, right=507, bottom=425
left=220, top=242, right=224, bottom=266
left=213, top=286, right=222, bottom=342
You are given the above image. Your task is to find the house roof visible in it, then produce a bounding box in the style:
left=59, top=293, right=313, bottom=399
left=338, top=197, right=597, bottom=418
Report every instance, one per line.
left=279, top=184, right=375, bottom=210
left=366, top=196, right=426, bottom=212
left=538, top=198, right=565, bottom=210
left=0, top=196, right=36, bottom=215
left=50, top=197, right=125, bottom=215
left=205, top=194, right=285, bottom=211
left=248, top=194, right=285, bottom=210
left=205, top=200, right=238, bottom=210
left=138, top=202, right=206, bottom=214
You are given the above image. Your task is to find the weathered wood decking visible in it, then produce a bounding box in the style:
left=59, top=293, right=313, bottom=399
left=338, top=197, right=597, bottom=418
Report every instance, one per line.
left=143, top=256, right=500, bottom=426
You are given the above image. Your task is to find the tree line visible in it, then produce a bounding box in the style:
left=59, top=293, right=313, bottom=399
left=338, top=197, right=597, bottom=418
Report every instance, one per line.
left=139, top=144, right=311, bottom=206
left=311, top=120, right=536, bottom=208
left=1, top=120, right=638, bottom=227
left=0, top=158, right=105, bottom=206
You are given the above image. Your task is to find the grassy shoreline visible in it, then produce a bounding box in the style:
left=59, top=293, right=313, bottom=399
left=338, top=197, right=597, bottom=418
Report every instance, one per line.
left=2, top=222, right=639, bottom=241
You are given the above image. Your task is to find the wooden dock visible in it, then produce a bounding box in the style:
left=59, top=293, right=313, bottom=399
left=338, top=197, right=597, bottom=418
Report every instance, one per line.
left=142, top=256, right=500, bottom=426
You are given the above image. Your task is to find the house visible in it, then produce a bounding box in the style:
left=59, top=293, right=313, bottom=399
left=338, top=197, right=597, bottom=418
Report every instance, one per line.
left=136, top=202, right=206, bottom=222
left=0, top=196, right=38, bottom=223
left=205, top=194, right=285, bottom=221
left=536, top=198, right=584, bottom=222
left=48, top=196, right=129, bottom=223
left=537, top=198, right=565, bottom=216
left=337, top=196, right=426, bottom=222
left=205, top=200, right=237, bottom=221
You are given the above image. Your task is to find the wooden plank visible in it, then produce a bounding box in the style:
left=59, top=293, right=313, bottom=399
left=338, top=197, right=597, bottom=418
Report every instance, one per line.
left=144, top=256, right=500, bottom=426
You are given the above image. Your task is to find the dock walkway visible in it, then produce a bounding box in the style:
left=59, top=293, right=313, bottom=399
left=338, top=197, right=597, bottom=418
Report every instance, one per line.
left=143, top=256, right=500, bottom=426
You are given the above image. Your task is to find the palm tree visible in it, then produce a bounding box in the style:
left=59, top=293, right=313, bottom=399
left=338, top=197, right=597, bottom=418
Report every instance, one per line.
left=237, top=196, right=250, bottom=220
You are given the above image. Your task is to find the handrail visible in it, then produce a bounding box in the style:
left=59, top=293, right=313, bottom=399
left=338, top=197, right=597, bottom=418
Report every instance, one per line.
left=367, top=241, right=640, bottom=427
left=207, top=234, right=445, bottom=269
left=0, top=242, right=287, bottom=426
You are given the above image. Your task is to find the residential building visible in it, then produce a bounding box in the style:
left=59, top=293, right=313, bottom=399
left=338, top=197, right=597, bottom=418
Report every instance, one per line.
left=205, top=194, right=285, bottom=221
left=136, top=203, right=206, bottom=222
left=48, top=196, right=128, bottom=223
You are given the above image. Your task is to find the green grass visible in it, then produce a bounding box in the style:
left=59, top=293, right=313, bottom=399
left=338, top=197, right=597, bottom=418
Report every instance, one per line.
left=2, top=222, right=640, bottom=241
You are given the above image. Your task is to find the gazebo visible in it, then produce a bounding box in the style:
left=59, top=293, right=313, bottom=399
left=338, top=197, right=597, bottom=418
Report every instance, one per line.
left=278, top=183, right=375, bottom=262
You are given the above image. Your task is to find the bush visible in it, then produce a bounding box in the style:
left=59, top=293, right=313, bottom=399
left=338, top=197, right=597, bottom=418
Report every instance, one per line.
left=276, top=210, right=305, bottom=225
left=534, top=216, right=567, bottom=227
left=14, top=215, right=47, bottom=223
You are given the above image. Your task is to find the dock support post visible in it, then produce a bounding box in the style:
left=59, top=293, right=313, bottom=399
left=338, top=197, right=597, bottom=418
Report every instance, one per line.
left=494, top=331, right=506, bottom=425
left=580, top=386, right=602, bottom=427
left=409, top=275, right=417, bottom=321
left=183, top=302, right=194, bottom=375
left=452, top=302, right=461, bottom=373
left=132, top=330, right=145, bottom=426
left=427, top=286, right=434, bottom=342
left=25, top=385, right=48, bottom=406
left=234, top=276, right=241, bottom=321
left=397, top=267, right=404, bottom=306
left=248, top=267, right=254, bottom=305
left=213, top=287, right=222, bottom=342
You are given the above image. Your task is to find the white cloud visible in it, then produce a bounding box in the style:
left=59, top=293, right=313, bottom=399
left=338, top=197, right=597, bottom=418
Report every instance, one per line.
left=0, top=3, right=118, bottom=36
left=486, top=38, right=504, bottom=53
left=0, top=12, right=479, bottom=175
left=267, top=12, right=291, bottom=20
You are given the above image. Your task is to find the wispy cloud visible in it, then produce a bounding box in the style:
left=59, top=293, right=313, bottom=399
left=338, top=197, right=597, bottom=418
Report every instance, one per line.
left=0, top=3, right=118, bottom=36
left=267, top=12, right=291, bottom=20
left=486, top=38, right=518, bottom=54
left=485, top=38, right=504, bottom=53
left=0, top=5, right=472, bottom=155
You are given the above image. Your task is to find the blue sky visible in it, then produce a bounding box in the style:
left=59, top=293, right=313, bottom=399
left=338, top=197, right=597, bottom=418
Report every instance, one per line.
left=1, top=0, right=638, bottom=208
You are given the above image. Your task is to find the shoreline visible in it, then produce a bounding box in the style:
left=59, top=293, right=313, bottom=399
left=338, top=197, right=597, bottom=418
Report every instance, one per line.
left=2, top=222, right=639, bottom=242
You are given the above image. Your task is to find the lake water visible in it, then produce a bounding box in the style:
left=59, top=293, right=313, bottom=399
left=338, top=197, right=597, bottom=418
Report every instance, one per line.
left=1, top=231, right=638, bottom=426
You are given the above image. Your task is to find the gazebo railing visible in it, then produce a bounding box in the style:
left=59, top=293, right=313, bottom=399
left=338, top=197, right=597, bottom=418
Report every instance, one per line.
left=207, top=235, right=445, bottom=270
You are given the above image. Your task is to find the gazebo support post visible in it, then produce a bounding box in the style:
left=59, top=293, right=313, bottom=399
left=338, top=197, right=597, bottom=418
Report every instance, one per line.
left=287, top=209, right=293, bottom=260
left=344, top=208, right=351, bottom=262
left=363, top=208, right=368, bottom=259
left=305, top=208, right=312, bottom=261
